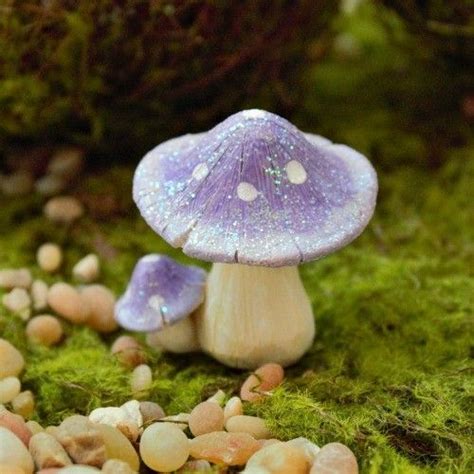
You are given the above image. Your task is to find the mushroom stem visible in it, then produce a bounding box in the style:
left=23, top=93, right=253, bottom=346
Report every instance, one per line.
left=195, top=263, right=315, bottom=369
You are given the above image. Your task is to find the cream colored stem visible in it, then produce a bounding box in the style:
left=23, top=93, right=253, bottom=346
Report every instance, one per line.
left=195, top=263, right=315, bottom=369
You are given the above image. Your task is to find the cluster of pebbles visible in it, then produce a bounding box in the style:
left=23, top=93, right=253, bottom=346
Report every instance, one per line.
left=0, top=346, right=358, bottom=474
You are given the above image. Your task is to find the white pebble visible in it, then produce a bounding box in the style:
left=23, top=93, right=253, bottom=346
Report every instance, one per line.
left=89, top=407, right=129, bottom=427
left=2, top=288, right=31, bottom=320
left=0, top=269, right=32, bottom=289
left=73, top=254, right=100, bottom=283
left=60, top=466, right=100, bottom=473
left=37, top=243, right=63, bottom=273
left=224, top=396, right=243, bottom=421
left=0, top=339, right=25, bottom=378
left=120, top=400, right=143, bottom=428
left=286, top=437, right=320, bottom=464
left=131, top=365, right=152, bottom=398
left=31, top=279, right=49, bottom=311
left=0, top=426, right=34, bottom=474
left=47, top=283, right=90, bottom=324
left=44, top=196, right=84, bottom=223
left=206, top=389, right=226, bottom=406
left=0, top=377, right=21, bottom=404
left=225, top=415, right=271, bottom=439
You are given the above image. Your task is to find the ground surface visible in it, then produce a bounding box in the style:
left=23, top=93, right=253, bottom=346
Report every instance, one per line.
left=0, top=4, right=473, bottom=473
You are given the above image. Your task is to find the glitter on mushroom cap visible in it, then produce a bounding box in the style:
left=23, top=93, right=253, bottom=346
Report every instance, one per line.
left=115, top=254, right=207, bottom=332
left=134, top=109, right=378, bottom=267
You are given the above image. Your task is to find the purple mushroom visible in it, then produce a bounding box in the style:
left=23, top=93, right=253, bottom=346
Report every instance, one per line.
left=115, top=254, right=206, bottom=353
left=133, top=109, right=378, bottom=368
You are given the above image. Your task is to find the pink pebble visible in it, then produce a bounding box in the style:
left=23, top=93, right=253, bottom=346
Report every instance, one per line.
left=0, top=407, right=32, bottom=446
left=310, top=442, right=358, bottom=474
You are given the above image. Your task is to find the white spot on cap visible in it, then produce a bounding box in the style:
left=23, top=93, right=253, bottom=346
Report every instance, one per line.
left=142, top=255, right=161, bottom=263
left=242, top=109, right=267, bottom=119
left=192, top=162, right=209, bottom=180
left=237, top=182, right=258, bottom=202
left=285, top=160, right=307, bottom=184
left=148, top=295, right=165, bottom=312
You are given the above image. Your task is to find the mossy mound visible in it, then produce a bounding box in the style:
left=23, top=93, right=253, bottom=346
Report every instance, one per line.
left=0, top=0, right=337, bottom=157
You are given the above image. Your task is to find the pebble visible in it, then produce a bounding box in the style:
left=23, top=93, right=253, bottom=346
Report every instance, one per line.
left=224, top=396, right=243, bottom=421
left=80, top=285, right=117, bottom=333
left=101, top=458, right=136, bottom=474
left=0, top=464, right=25, bottom=474
left=72, top=254, right=100, bottom=283
left=225, top=415, right=271, bottom=440
left=240, top=363, right=284, bottom=402
left=206, top=389, right=226, bottom=405
left=110, top=336, right=145, bottom=368
left=11, top=390, right=35, bottom=419
left=139, top=401, right=165, bottom=425
left=59, top=467, right=100, bottom=473
left=2, top=288, right=32, bottom=320
left=37, top=243, right=63, bottom=273
left=35, top=174, right=66, bottom=196
left=0, top=269, right=32, bottom=289
left=286, top=437, right=320, bottom=464
left=29, top=432, right=72, bottom=469
left=177, top=459, right=212, bottom=472
left=47, top=283, right=90, bottom=324
left=130, top=364, right=152, bottom=398
left=44, top=196, right=84, bottom=223
left=88, top=407, right=129, bottom=428
left=26, top=315, right=63, bottom=346
left=0, top=339, right=25, bottom=378
left=0, top=406, right=33, bottom=446
left=120, top=400, right=143, bottom=428
left=161, top=413, right=190, bottom=430
left=310, top=442, right=358, bottom=474
left=0, top=171, right=34, bottom=196
left=189, top=401, right=224, bottom=436
left=0, top=426, right=34, bottom=473
left=189, top=431, right=260, bottom=466
left=31, top=280, right=49, bottom=311
left=243, top=442, right=309, bottom=474
left=55, top=415, right=106, bottom=467
left=48, top=147, right=84, bottom=178
left=140, top=422, right=190, bottom=472
left=26, top=420, right=44, bottom=435
left=94, top=423, right=140, bottom=472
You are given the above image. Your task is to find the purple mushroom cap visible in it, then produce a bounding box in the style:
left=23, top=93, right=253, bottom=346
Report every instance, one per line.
left=115, top=254, right=206, bottom=332
left=134, top=109, right=378, bottom=267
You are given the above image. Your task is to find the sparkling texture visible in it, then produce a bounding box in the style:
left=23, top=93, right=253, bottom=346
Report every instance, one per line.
left=115, top=254, right=206, bottom=332
left=134, top=109, right=378, bottom=267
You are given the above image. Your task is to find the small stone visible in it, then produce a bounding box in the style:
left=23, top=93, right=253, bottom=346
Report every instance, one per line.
left=120, top=400, right=143, bottom=428
left=94, top=424, right=139, bottom=472
left=44, top=196, right=84, bottom=223
left=161, top=413, right=190, bottom=430
left=48, top=147, right=84, bottom=178
left=102, top=458, right=136, bottom=474
left=12, top=391, right=35, bottom=419
left=72, top=254, right=100, bottom=283
left=0, top=339, right=25, bottom=378
left=240, top=363, right=284, bottom=402
left=189, top=432, right=260, bottom=466
left=206, top=389, right=226, bottom=405
left=224, top=396, right=243, bottom=421
left=26, top=315, right=63, bottom=347
left=26, top=420, right=44, bottom=435
left=310, top=442, right=358, bottom=474
left=286, top=437, right=320, bottom=465
left=243, top=442, right=309, bottom=474
left=0, top=406, right=33, bottom=446
left=55, top=415, right=106, bottom=467
left=130, top=364, right=152, bottom=398
left=116, top=420, right=140, bottom=443
left=29, top=432, right=72, bottom=469
left=225, top=415, right=271, bottom=440
left=176, top=459, right=212, bottom=472
left=37, top=243, right=63, bottom=273
left=111, top=336, right=145, bottom=368
left=140, top=422, right=190, bottom=472
left=0, top=171, right=34, bottom=196
left=47, top=283, right=90, bottom=324
left=0, top=464, right=25, bottom=474
left=35, top=174, right=66, bottom=196
left=0, top=269, right=32, bottom=289
left=88, top=407, right=129, bottom=428
left=31, top=280, right=49, bottom=311
left=0, top=377, right=21, bottom=404
left=60, top=466, right=100, bottom=473
left=2, top=288, right=31, bottom=320
left=139, top=401, right=165, bottom=425
left=189, top=401, right=224, bottom=437
left=0, top=426, right=34, bottom=474
left=80, top=285, right=117, bottom=333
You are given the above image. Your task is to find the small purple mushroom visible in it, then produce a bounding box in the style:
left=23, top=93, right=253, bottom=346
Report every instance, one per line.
left=115, top=254, right=206, bottom=352
left=133, top=109, right=378, bottom=368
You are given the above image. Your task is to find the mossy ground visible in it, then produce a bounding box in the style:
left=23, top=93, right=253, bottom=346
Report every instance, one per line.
left=0, top=3, right=473, bottom=473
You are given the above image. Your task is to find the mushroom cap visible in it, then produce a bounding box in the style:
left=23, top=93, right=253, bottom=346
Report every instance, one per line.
left=115, top=254, right=206, bottom=332
left=134, top=109, right=378, bottom=267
